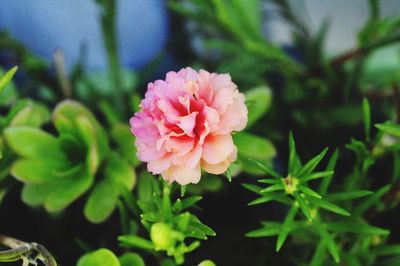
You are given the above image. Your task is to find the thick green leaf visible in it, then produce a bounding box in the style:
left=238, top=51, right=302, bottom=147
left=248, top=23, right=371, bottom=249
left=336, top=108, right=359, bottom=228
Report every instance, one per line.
left=11, top=159, right=66, bottom=184
left=361, top=44, right=400, bottom=87
left=10, top=101, right=50, bottom=128
left=84, top=178, right=119, bottom=223
left=119, top=235, right=154, bottom=250
left=234, top=132, right=276, bottom=175
left=119, top=253, right=145, bottom=266
left=138, top=171, right=160, bottom=202
left=198, top=260, right=216, bottom=266
left=52, top=100, right=108, bottom=155
left=77, top=249, right=120, bottom=266
left=44, top=173, right=93, bottom=212
left=105, top=153, right=136, bottom=190
left=4, top=127, right=67, bottom=162
left=76, top=116, right=100, bottom=175
left=245, top=85, right=272, bottom=127
left=110, top=124, right=140, bottom=167
left=276, top=204, right=298, bottom=251
left=21, top=183, right=54, bottom=206
left=0, top=66, right=17, bottom=94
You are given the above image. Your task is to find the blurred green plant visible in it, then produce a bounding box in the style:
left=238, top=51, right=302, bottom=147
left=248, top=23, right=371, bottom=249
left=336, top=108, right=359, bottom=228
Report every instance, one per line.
left=4, top=100, right=136, bottom=223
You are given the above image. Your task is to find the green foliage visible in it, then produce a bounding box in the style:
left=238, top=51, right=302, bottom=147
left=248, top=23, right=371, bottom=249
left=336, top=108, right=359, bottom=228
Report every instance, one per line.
left=245, top=85, right=272, bottom=128
left=77, top=249, right=120, bottom=266
left=245, top=134, right=392, bottom=264
left=4, top=100, right=135, bottom=222
left=233, top=132, right=276, bottom=175
left=0, top=66, right=17, bottom=95
left=119, top=173, right=214, bottom=265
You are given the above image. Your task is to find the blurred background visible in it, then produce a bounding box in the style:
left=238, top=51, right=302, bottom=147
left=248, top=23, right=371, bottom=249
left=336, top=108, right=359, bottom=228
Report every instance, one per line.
left=1, top=1, right=400, bottom=265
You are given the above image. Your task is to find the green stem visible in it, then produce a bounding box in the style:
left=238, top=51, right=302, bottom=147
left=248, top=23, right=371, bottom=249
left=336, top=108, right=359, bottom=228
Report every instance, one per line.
left=162, top=180, right=173, bottom=224
left=97, top=0, right=125, bottom=117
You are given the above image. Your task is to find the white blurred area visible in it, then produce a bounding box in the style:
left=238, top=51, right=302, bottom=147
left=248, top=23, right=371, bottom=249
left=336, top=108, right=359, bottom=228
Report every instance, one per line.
left=264, top=0, right=400, bottom=55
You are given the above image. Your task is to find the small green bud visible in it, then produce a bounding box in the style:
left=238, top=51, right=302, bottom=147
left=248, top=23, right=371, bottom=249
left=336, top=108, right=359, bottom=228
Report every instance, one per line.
left=198, top=259, right=216, bottom=266
left=150, top=222, right=175, bottom=251
left=283, top=175, right=299, bottom=194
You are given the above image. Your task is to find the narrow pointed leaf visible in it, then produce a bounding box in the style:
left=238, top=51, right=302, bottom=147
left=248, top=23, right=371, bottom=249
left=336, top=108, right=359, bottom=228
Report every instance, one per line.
left=375, top=123, right=400, bottom=137
left=363, top=98, right=371, bottom=141
left=242, top=183, right=263, bottom=194
left=260, top=183, right=284, bottom=193
left=354, top=185, right=391, bottom=215
left=327, top=190, right=373, bottom=201
left=246, top=223, right=281, bottom=237
left=248, top=158, right=281, bottom=178
left=119, top=235, right=154, bottom=250
left=308, top=197, right=350, bottom=216
left=276, top=204, right=298, bottom=251
left=248, top=193, right=291, bottom=206
left=373, top=245, right=400, bottom=256
left=315, top=221, right=340, bottom=263
left=301, top=171, right=334, bottom=182
left=310, top=241, right=326, bottom=266
left=296, top=148, right=328, bottom=177
left=299, top=185, right=322, bottom=199
left=0, top=66, right=17, bottom=94
left=294, top=193, right=312, bottom=221
left=288, top=132, right=301, bottom=173
left=327, top=221, right=389, bottom=235
left=258, top=178, right=281, bottom=184
left=319, top=149, right=339, bottom=195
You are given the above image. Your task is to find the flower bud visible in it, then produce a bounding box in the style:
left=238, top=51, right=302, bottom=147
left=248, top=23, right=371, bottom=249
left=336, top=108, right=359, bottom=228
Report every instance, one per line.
left=150, top=222, right=175, bottom=251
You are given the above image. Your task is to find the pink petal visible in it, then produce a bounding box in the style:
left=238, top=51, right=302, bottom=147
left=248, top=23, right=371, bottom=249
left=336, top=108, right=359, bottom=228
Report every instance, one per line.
left=147, top=154, right=172, bottom=174
left=202, top=145, right=237, bottom=174
left=173, top=145, right=202, bottom=169
left=202, top=160, right=230, bottom=175
left=202, top=134, right=235, bottom=164
left=135, top=138, right=166, bottom=162
left=203, top=106, right=219, bottom=132
left=217, top=92, right=248, bottom=134
left=162, top=164, right=201, bottom=185
left=177, top=112, right=198, bottom=137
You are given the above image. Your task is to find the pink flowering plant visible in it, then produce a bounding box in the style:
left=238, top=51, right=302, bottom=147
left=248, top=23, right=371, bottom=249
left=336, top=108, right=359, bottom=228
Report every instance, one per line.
left=2, top=1, right=400, bottom=266
left=130, top=67, right=247, bottom=185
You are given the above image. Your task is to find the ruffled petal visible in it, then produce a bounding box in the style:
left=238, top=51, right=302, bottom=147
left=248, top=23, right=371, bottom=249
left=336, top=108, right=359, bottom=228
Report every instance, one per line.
left=202, top=134, right=235, bottom=164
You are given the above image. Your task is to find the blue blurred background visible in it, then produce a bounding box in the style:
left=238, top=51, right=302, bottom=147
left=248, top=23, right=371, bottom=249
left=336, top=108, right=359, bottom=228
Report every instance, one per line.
left=0, top=0, right=169, bottom=71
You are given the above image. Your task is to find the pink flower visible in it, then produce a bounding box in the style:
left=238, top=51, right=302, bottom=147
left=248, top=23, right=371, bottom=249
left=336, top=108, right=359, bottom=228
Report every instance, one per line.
left=130, top=67, right=248, bottom=185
